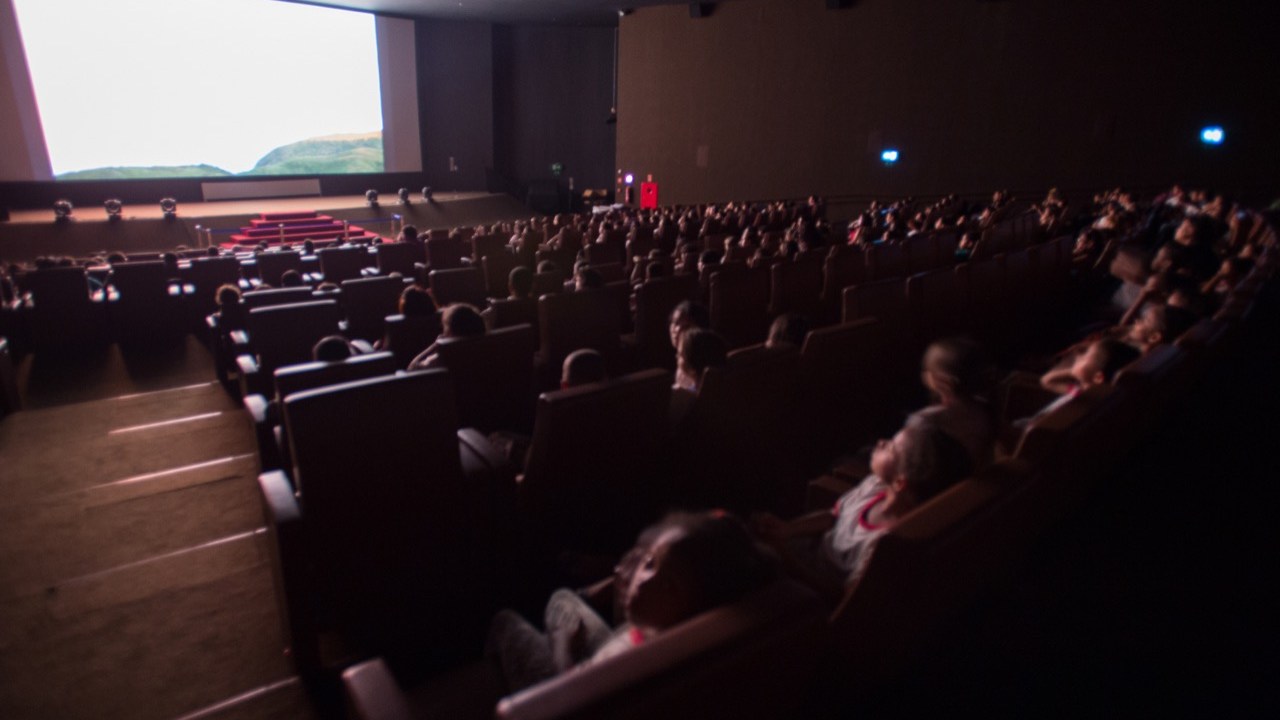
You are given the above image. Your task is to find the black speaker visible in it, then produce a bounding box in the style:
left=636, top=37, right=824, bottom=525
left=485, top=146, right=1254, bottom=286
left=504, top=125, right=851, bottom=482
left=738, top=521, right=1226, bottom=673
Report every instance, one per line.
left=689, top=3, right=715, bottom=18
left=826, top=0, right=855, bottom=8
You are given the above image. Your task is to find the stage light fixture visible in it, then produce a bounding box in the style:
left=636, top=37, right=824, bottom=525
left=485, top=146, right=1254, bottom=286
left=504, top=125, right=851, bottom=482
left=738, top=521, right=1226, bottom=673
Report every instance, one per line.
left=422, top=186, right=434, bottom=202
left=1200, top=126, right=1224, bottom=145
left=624, top=173, right=635, bottom=185
left=398, top=187, right=410, bottom=204
left=53, top=199, right=73, bottom=221
left=881, top=149, right=900, bottom=165
left=104, top=198, right=124, bottom=220
left=160, top=197, right=178, bottom=219
left=366, top=189, right=379, bottom=207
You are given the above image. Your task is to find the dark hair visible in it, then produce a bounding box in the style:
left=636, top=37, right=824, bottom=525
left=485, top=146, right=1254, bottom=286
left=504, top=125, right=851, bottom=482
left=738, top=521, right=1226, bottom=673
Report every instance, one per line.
left=576, top=267, right=604, bottom=290
left=312, top=335, right=354, bottom=362
left=671, top=300, right=710, bottom=331
left=680, top=328, right=728, bottom=377
left=537, top=260, right=559, bottom=274
left=215, top=283, right=241, bottom=306
left=399, top=285, right=435, bottom=317
left=1094, top=338, right=1141, bottom=382
left=897, top=419, right=973, bottom=504
left=766, top=313, right=810, bottom=350
left=442, top=303, right=485, bottom=338
left=207, top=246, right=220, bottom=257
left=699, top=249, right=722, bottom=267
left=562, top=348, right=607, bottom=387
left=615, top=511, right=776, bottom=622
left=922, top=336, right=993, bottom=400
left=1146, top=304, right=1196, bottom=344
left=508, top=266, right=534, bottom=298
left=280, top=269, right=303, bottom=288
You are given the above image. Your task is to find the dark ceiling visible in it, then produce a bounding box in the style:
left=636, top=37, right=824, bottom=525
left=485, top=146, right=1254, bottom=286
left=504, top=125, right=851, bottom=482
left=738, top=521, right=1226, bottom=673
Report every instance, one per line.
left=281, top=0, right=706, bottom=25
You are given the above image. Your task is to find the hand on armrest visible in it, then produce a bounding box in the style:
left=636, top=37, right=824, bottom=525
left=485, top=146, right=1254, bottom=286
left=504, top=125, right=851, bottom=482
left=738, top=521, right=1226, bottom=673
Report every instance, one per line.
left=342, top=658, right=416, bottom=720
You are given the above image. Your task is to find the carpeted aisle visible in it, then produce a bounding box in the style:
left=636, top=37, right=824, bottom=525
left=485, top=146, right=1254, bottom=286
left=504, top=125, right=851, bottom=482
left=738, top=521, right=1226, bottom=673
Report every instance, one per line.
left=0, top=354, right=318, bottom=719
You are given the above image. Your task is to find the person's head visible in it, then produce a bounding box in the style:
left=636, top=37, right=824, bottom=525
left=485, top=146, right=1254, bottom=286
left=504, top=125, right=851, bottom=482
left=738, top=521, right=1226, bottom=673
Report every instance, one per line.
left=619, top=511, right=776, bottom=631
left=302, top=239, right=316, bottom=254
left=207, top=246, right=221, bottom=257
left=1072, top=337, right=1141, bottom=388
left=399, top=285, right=435, bottom=317
left=441, top=303, right=485, bottom=339
left=215, top=283, right=241, bottom=308
left=106, top=252, right=127, bottom=265
left=280, top=269, right=303, bottom=288
left=921, top=337, right=992, bottom=403
left=508, top=266, right=533, bottom=299
left=1127, top=304, right=1192, bottom=351
left=537, top=260, right=558, bottom=274
left=561, top=348, right=607, bottom=389
left=312, top=335, right=354, bottom=362
left=697, top=249, right=722, bottom=274
left=676, top=328, right=728, bottom=390
left=766, top=313, right=810, bottom=350
left=669, top=300, right=710, bottom=350
left=162, top=252, right=178, bottom=272
left=574, top=266, right=604, bottom=291
left=873, top=419, right=973, bottom=510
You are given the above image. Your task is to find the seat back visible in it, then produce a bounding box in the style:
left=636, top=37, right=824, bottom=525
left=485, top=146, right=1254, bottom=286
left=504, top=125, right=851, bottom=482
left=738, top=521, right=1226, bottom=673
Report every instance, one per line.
left=865, top=242, right=907, bottom=280
left=426, top=234, right=470, bottom=271
left=246, top=300, right=342, bottom=375
left=590, top=262, right=627, bottom=285
left=957, top=256, right=1009, bottom=347
left=904, top=233, right=939, bottom=274
left=433, top=324, right=537, bottom=433
left=906, top=266, right=966, bottom=348
left=341, top=276, right=405, bottom=341
left=538, top=288, right=622, bottom=372
left=383, top=313, right=443, bottom=369
left=243, top=287, right=316, bottom=309
left=374, top=242, right=424, bottom=276
left=256, top=251, right=305, bottom=286
left=20, top=266, right=107, bottom=347
left=709, top=264, right=770, bottom=348
left=531, top=270, right=566, bottom=298
left=471, top=234, right=507, bottom=262
left=820, top=247, right=866, bottom=323
left=273, top=351, right=399, bottom=402
left=768, top=255, right=824, bottom=319
left=110, top=261, right=172, bottom=303
left=282, top=370, right=474, bottom=629
left=109, top=261, right=181, bottom=338
left=497, top=580, right=826, bottom=720
left=633, top=274, right=699, bottom=370
left=185, top=257, right=242, bottom=315
left=799, top=318, right=892, bottom=459
left=430, top=267, right=488, bottom=308
left=521, top=369, right=672, bottom=549
left=482, top=251, right=521, bottom=298
left=585, top=242, right=624, bottom=267
left=318, top=246, right=370, bottom=284
left=487, top=297, right=540, bottom=333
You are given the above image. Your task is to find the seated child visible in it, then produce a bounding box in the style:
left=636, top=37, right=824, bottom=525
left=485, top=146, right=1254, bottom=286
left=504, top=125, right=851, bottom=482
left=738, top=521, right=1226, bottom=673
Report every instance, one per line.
left=486, top=511, right=776, bottom=693
left=751, top=419, right=971, bottom=600
left=909, top=337, right=996, bottom=470
left=1037, top=337, right=1140, bottom=413
left=670, top=328, right=729, bottom=426
left=408, top=303, right=485, bottom=370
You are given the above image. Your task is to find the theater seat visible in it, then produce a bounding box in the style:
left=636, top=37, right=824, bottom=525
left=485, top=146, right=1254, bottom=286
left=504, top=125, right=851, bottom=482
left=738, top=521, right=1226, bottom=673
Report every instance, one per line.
left=106, top=260, right=184, bottom=340
left=431, top=324, right=538, bottom=433
left=430, top=267, right=488, bottom=309
left=519, top=369, right=672, bottom=552
left=536, top=288, right=623, bottom=387
left=382, top=313, right=444, bottom=369
left=15, top=266, right=109, bottom=349
left=341, top=276, right=405, bottom=342
left=630, top=274, right=698, bottom=370
left=341, top=578, right=825, bottom=720
left=709, top=264, right=769, bottom=349
left=255, top=250, right=305, bottom=287
left=260, top=370, right=514, bottom=680
left=234, top=299, right=342, bottom=397
left=318, top=246, right=372, bottom=284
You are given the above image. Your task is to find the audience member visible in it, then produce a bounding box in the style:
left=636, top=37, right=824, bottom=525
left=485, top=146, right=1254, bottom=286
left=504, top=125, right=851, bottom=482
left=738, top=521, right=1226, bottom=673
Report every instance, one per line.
left=561, top=348, right=606, bottom=389
left=408, top=303, right=485, bottom=370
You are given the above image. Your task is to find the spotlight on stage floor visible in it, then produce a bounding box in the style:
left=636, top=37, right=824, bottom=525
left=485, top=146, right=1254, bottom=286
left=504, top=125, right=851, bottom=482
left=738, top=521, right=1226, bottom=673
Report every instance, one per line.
left=422, top=186, right=434, bottom=202
left=105, top=198, right=124, bottom=220
left=53, top=199, right=74, bottom=222
left=366, top=189, right=379, bottom=207
left=160, top=197, right=178, bottom=219
left=398, top=188, right=410, bottom=204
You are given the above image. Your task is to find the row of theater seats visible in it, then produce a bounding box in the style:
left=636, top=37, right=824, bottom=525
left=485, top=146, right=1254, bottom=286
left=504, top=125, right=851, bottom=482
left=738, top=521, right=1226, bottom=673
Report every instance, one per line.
left=240, top=228, right=1120, bottom=709
left=328, top=246, right=1276, bottom=720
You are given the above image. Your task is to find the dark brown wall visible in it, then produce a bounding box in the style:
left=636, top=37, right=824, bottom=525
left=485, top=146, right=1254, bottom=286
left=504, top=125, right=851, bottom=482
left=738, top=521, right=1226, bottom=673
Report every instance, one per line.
left=493, top=25, right=617, bottom=198
left=617, top=0, right=1280, bottom=206
left=416, top=20, right=495, bottom=192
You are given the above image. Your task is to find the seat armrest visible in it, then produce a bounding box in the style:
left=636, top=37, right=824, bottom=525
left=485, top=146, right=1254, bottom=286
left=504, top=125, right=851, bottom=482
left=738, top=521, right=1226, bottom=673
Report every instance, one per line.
left=342, top=658, right=417, bottom=720
left=458, top=428, right=510, bottom=472
left=243, top=393, right=271, bottom=425
left=229, top=329, right=251, bottom=349
left=206, top=314, right=220, bottom=331
left=806, top=474, right=854, bottom=511
left=260, top=470, right=301, bottom=523
left=237, top=355, right=265, bottom=398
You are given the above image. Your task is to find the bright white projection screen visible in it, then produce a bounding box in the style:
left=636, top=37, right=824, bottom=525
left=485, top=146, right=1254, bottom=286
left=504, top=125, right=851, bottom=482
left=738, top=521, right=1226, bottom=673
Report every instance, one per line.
left=2, top=0, right=421, bottom=182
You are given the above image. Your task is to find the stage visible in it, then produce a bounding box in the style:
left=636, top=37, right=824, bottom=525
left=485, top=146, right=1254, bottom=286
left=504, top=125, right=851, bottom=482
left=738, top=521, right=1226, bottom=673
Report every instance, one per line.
left=0, top=192, right=533, bottom=263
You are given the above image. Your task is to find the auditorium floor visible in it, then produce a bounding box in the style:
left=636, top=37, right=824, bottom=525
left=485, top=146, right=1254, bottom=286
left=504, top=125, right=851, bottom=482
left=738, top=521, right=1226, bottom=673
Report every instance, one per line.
left=2, top=322, right=1277, bottom=719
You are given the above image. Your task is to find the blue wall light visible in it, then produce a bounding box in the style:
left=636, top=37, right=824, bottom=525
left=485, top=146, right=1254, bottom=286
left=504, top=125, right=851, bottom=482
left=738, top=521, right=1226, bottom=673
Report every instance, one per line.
left=881, top=149, right=900, bottom=165
left=1200, top=126, right=1225, bottom=145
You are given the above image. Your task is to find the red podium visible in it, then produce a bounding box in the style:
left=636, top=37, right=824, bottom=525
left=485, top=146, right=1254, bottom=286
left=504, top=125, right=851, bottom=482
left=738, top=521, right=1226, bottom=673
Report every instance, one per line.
left=640, top=182, right=659, bottom=209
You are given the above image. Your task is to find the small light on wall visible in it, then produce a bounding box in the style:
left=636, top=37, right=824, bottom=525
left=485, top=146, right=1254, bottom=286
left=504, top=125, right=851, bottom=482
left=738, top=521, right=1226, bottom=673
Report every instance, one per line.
left=1200, top=126, right=1225, bottom=145
left=159, top=197, right=178, bottom=219
left=624, top=173, right=635, bottom=185
left=397, top=187, right=410, bottom=204
left=53, top=199, right=73, bottom=221
left=881, top=149, right=900, bottom=165
left=104, top=198, right=124, bottom=220
left=365, top=189, right=379, bottom=207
